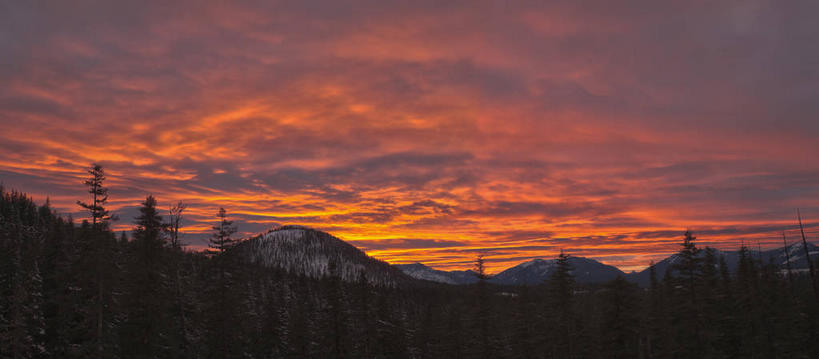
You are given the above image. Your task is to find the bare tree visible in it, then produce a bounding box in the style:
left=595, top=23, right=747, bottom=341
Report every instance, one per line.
left=168, top=201, right=187, bottom=250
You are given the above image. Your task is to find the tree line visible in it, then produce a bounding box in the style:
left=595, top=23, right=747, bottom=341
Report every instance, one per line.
left=1, top=164, right=818, bottom=358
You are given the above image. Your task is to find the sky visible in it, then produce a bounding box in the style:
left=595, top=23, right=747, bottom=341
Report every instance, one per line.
left=2, top=0, right=819, bottom=273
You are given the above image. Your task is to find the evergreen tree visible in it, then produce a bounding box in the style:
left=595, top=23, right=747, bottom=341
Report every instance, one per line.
left=512, top=285, right=536, bottom=359
left=321, top=258, right=349, bottom=358
left=75, top=164, right=119, bottom=358
left=669, top=230, right=702, bottom=358
left=76, top=164, right=115, bottom=230
left=352, top=270, right=374, bottom=357
left=208, top=208, right=237, bottom=254
left=546, top=251, right=575, bottom=358
left=205, top=207, right=239, bottom=359
left=599, top=275, right=639, bottom=358
left=469, top=254, right=495, bottom=358
left=120, top=195, right=170, bottom=358
left=645, top=262, right=663, bottom=358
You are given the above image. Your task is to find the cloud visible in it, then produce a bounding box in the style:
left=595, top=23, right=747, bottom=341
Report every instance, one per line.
left=2, top=0, right=819, bottom=273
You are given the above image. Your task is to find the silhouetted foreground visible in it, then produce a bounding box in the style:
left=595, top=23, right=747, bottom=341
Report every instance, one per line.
left=1, top=166, right=817, bottom=358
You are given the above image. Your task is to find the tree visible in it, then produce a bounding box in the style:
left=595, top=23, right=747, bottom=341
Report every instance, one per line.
left=75, top=164, right=118, bottom=357
left=645, top=261, right=667, bottom=359
left=167, top=202, right=186, bottom=251
left=352, top=270, right=373, bottom=357
left=470, top=254, right=494, bottom=358
left=120, top=195, right=170, bottom=358
left=599, top=276, right=639, bottom=358
left=166, top=201, right=190, bottom=357
left=546, top=251, right=575, bottom=358
left=76, top=164, right=116, bottom=230
left=208, top=208, right=237, bottom=254
left=321, top=258, right=349, bottom=358
left=205, top=207, right=239, bottom=359
left=669, top=231, right=702, bottom=358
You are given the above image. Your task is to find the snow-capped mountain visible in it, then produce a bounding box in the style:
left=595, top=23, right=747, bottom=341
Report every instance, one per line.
left=236, top=225, right=818, bottom=288
left=233, top=225, right=410, bottom=287
left=625, top=242, right=819, bottom=286
left=489, top=257, right=626, bottom=285
left=396, top=257, right=626, bottom=286
left=764, top=241, right=819, bottom=269
left=394, top=263, right=479, bottom=285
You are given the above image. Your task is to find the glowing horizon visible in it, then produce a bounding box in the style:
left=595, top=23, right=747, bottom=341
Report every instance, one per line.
left=2, top=1, right=819, bottom=274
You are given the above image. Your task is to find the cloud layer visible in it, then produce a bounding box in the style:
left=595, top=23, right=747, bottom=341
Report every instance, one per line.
left=2, top=0, right=818, bottom=272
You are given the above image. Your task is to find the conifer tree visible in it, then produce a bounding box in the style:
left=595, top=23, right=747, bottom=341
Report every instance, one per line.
left=547, top=251, right=575, bottom=358
left=322, top=258, right=349, bottom=358
left=121, top=195, right=169, bottom=358
left=75, top=164, right=118, bottom=357
left=209, top=208, right=237, bottom=254
left=599, top=275, right=639, bottom=358
left=205, top=207, right=239, bottom=359
left=470, top=254, right=494, bottom=358
left=645, top=262, right=664, bottom=359
left=513, top=285, right=536, bottom=359
left=76, top=164, right=115, bottom=230
left=353, top=270, right=373, bottom=357
left=670, top=231, right=702, bottom=358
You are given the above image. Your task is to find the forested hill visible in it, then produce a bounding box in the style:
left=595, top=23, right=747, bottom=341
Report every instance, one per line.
left=2, top=179, right=819, bottom=358
left=234, top=225, right=412, bottom=287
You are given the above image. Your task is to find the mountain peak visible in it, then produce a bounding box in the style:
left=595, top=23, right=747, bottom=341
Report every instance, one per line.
left=395, top=262, right=479, bottom=285
left=234, top=225, right=409, bottom=287
left=488, top=256, right=625, bottom=285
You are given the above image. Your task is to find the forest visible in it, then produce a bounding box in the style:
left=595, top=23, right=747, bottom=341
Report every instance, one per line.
left=1, top=165, right=818, bottom=359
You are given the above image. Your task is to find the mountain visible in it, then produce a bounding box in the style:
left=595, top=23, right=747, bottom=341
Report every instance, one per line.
left=233, top=225, right=411, bottom=287
left=626, top=241, right=819, bottom=286
left=489, top=257, right=626, bottom=285
left=394, top=263, right=479, bottom=285
left=396, top=256, right=626, bottom=286
left=237, top=225, right=817, bottom=288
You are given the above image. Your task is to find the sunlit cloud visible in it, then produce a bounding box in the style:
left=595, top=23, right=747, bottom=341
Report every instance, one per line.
left=2, top=0, right=819, bottom=273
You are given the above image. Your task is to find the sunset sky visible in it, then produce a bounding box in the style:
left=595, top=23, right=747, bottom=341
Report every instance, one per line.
left=2, top=0, right=818, bottom=273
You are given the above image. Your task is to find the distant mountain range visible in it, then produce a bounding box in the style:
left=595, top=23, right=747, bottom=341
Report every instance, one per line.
left=394, top=263, right=479, bottom=285
left=235, top=225, right=818, bottom=288
left=625, top=241, right=819, bottom=286
left=397, top=256, right=626, bottom=286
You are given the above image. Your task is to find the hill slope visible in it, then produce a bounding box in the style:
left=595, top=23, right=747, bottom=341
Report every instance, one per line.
left=233, top=225, right=411, bottom=287
left=395, top=263, right=479, bottom=285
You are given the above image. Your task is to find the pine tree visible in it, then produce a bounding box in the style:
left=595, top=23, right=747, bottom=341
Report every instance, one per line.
left=321, top=258, right=349, bottom=358
left=735, top=245, right=760, bottom=357
left=669, top=231, right=702, bottom=358
left=513, top=285, right=536, bottom=359
left=75, top=164, right=118, bottom=357
left=645, top=262, right=665, bottom=359
left=470, top=254, right=495, bottom=358
left=599, top=275, right=639, bottom=358
left=76, top=164, right=115, bottom=230
left=352, top=270, right=373, bottom=357
left=547, top=251, right=575, bottom=358
left=120, top=195, right=170, bottom=358
left=699, top=247, right=720, bottom=355
left=205, top=207, right=239, bottom=359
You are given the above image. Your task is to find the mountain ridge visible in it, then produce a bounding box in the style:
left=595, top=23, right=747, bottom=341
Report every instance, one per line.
left=236, top=225, right=818, bottom=287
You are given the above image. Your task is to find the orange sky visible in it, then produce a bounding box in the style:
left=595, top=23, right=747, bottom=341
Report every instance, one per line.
left=2, top=0, right=819, bottom=273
